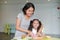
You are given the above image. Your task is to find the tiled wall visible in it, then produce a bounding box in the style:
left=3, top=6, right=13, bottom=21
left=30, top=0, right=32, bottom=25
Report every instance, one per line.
left=0, top=0, right=60, bottom=35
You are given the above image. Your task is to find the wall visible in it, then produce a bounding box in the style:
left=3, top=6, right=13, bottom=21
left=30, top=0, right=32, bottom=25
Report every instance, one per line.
left=0, top=4, right=20, bottom=32
left=0, top=5, right=2, bottom=32
left=34, top=3, right=60, bottom=35
left=0, top=5, right=1, bottom=23
left=0, top=0, right=60, bottom=35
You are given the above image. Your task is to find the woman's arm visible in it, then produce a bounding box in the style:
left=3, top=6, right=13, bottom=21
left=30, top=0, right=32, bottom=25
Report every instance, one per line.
left=16, top=18, right=30, bottom=34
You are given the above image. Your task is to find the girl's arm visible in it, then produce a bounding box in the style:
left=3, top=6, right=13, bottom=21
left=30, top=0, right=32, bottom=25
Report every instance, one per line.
left=38, top=25, right=43, bottom=33
left=16, top=18, right=31, bottom=34
left=37, top=25, right=44, bottom=36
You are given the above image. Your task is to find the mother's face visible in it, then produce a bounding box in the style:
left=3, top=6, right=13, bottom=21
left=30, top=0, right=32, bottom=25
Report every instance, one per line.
left=25, top=7, right=34, bottom=17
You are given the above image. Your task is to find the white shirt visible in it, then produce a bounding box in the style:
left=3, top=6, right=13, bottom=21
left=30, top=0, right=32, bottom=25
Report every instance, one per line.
left=32, top=28, right=37, bottom=35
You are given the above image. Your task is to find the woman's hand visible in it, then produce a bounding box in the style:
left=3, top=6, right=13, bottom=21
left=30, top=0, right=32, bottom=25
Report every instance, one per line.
left=28, top=32, right=38, bottom=38
left=28, top=31, right=33, bottom=36
left=27, top=31, right=35, bottom=37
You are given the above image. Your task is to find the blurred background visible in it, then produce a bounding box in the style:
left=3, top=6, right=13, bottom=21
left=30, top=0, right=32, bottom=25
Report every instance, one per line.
left=0, top=0, right=60, bottom=40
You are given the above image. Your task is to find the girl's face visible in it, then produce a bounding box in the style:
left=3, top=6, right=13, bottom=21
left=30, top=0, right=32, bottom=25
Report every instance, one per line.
left=26, top=7, right=34, bottom=17
left=33, top=20, right=39, bottom=29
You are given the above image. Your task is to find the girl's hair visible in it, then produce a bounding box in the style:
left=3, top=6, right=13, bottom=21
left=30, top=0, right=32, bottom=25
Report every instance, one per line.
left=22, top=2, right=35, bottom=15
left=28, top=19, right=42, bottom=32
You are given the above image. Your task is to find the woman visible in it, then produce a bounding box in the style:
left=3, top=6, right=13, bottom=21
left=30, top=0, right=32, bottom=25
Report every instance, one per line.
left=15, top=2, right=43, bottom=38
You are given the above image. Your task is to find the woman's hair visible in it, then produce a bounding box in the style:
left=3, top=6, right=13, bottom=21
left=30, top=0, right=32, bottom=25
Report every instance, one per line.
left=22, top=2, right=35, bottom=15
left=28, top=19, right=42, bottom=32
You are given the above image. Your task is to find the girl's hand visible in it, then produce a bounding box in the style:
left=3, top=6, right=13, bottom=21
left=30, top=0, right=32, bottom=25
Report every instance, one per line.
left=37, top=32, right=45, bottom=37
left=37, top=32, right=42, bottom=37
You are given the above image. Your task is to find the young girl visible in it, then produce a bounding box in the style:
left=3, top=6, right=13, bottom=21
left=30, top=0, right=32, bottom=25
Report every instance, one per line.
left=28, top=19, right=44, bottom=38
